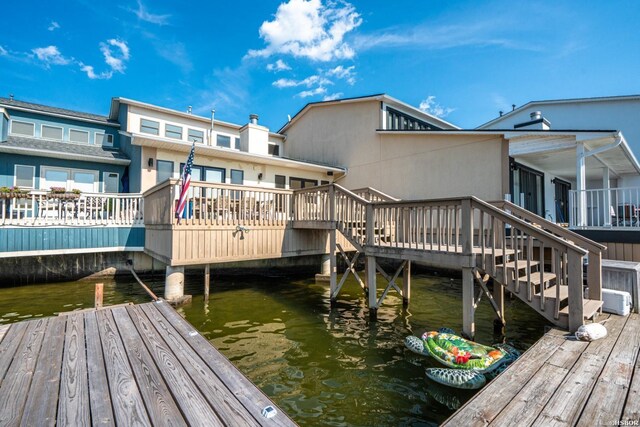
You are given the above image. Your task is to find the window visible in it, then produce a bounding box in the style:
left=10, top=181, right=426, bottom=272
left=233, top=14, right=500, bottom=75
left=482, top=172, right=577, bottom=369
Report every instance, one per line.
left=188, top=129, right=204, bottom=143
left=95, top=133, right=114, bottom=146
left=69, top=129, right=89, bottom=144
left=140, top=119, right=160, bottom=135
left=386, top=107, right=438, bottom=131
left=289, top=177, right=318, bottom=189
left=234, top=137, right=241, bottom=150
left=204, top=167, right=225, bottom=183
left=104, top=172, right=119, bottom=193
left=156, top=160, right=174, bottom=184
left=230, top=169, right=244, bottom=185
left=165, top=124, right=183, bottom=140
left=14, top=165, right=35, bottom=188
left=275, top=175, right=286, bottom=189
left=41, top=125, right=63, bottom=140
left=510, top=160, right=544, bottom=216
left=321, top=180, right=330, bottom=185
left=11, top=121, right=34, bottom=136
left=216, top=134, right=231, bottom=148
left=268, top=144, right=280, bottom=156
left=41, top=166, right=98, bottom=192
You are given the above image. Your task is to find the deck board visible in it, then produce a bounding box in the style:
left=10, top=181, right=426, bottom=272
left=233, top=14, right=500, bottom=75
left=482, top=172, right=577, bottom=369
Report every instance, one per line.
left=443, top=313, right=640, bottom=427
left=0, top=301, right=296, bottom=427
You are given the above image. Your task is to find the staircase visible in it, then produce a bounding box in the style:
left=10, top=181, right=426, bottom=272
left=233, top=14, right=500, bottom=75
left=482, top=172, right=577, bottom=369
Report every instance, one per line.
left=292, top=184, right=604, bottom=332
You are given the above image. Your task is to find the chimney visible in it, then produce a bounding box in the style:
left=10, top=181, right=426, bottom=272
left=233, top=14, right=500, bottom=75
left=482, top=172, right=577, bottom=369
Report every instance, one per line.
left=9, top=94, right=14, bottom=101
left=239, top=114, right=269, bottom=155
left=187, top=106, right=192, bottom=114
left=514, top=110, right=550, bottom=131
left=249, top=114, right=259, bottom=125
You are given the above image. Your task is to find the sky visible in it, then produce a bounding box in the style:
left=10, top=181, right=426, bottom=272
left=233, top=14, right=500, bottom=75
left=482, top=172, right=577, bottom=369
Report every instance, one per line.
left=1, top=0, right=639, bottom=132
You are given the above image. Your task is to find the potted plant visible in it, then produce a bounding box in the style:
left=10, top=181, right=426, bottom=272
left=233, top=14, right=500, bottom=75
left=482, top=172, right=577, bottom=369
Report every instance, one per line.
left=48, top=187, right=81, bottom=200
left=0, top=186, right=30, bottom=199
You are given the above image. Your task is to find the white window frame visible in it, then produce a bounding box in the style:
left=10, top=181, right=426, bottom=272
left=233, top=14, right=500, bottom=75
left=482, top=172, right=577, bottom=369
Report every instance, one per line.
left=69, top=128, right=90, bottom=144
left=95, top=132, right=114, bottom=147
left=102, top=171, right=120, bottom=193
left=40, top=124, right=63, bottom=141
left=14, top=164, right=36, bottom=189
left=41, top=165, right=99, bottom=192
left=10, top=120, right=35, bottom=136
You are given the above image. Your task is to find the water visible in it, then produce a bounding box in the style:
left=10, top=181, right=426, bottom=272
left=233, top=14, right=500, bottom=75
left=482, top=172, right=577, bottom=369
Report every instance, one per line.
left=0, top=272, right=552, bottom=425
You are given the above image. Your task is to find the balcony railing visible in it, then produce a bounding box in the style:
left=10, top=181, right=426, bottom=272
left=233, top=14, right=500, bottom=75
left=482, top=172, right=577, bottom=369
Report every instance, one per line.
left=0, top=191, right=144, bottom=226
left=569, top=186, right=640, bottom=229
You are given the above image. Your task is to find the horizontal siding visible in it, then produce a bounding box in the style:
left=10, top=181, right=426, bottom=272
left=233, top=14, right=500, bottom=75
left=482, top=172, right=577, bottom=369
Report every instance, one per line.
left=0, top=227, right=144, bottom=253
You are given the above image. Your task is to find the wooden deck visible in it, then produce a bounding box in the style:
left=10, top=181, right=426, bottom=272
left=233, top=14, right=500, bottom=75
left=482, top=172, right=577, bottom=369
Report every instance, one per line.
left=442, top=312, right=640, bottom=426
left=0, top=301, right=296, bottom=426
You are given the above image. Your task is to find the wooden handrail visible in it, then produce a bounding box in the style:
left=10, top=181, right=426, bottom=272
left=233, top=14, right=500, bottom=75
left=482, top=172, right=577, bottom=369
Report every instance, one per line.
left=350, top=187, right=400, bottom=202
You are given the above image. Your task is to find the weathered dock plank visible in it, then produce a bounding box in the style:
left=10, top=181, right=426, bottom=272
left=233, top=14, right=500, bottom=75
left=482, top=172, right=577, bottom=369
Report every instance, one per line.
left=0, top=324, right=10, bottom=345
left=0, top=301, right=297, bottom=427
left=0, top=318, right=49, bottom=426
left=20, top=316, right=66, bottom=426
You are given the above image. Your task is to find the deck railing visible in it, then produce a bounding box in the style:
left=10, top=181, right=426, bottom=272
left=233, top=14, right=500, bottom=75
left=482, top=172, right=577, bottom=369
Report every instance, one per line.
left=0, top=191, right=144, bottom=226
left=144, top=179, right=293, bottom=227
left=569, top=186, right=640, bottom=229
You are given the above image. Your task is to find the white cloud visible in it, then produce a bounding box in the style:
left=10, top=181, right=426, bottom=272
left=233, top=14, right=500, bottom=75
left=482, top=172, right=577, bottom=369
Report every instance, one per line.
left=32, top=45, right=71, bottom=66
left=79, top=63, right=112, bottom=80
left=419, top=96, right=455, bottom=118
left=327, top=64, right=355, bottom=85
left=266, top=59, right=291, bottom=72
left=100, top=39, right=130, bottom=73
left=130, top=0, right=170, bottom=25
left=247, top=0, right=362, bottom=62
left=323, top=92, right=343, bottom=101
left=298, top=86, right=327, bottom=98
left=273, top=74, right=332, bottom=88
left=0, top=46, right=7, bottom=56
left=48, top=21, right=60, bottom=31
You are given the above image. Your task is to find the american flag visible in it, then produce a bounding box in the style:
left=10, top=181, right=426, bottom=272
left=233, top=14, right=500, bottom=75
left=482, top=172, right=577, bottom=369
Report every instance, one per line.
left=176, top=141, right=195, bottom=221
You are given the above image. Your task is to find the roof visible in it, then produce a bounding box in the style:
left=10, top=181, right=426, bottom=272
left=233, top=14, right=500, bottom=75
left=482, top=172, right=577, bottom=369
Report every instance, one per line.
left=0, top=98, right=117, bottom=127
left=110, top=97, right=285, bottom=139
left=478, top=94, right=640, bottom=129
left=278, top=93, right=460, bottom=133
left=0, top=136, right=130, bottom=165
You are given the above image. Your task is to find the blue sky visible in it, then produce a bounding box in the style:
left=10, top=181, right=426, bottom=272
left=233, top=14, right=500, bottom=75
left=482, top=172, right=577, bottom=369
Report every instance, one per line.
left=1, top=0, right=639, bottom=131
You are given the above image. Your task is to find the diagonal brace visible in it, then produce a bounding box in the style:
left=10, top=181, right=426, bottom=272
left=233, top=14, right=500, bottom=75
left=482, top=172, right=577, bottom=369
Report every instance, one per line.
left=332, top=244, right=365, bottom=299
left=376, top=260, right=407, bottom=307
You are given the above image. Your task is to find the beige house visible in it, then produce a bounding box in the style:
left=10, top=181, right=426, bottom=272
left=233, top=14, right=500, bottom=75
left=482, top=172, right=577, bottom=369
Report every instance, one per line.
left=279, top=94, right=511, bottom=202
left=109, top=98, right=343, bottom=194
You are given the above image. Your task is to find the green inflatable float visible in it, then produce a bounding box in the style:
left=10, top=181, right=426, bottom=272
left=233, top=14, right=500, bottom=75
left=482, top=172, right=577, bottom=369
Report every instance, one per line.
left=405, top=330, right=520, bottom=389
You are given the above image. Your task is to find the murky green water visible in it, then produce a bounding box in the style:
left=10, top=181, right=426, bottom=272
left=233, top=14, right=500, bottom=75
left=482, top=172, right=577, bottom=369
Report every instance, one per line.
left=0, top=272, right=551, bottom=425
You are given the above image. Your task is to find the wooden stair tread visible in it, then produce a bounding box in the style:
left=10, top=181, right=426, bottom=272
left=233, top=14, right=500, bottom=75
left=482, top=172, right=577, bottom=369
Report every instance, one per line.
left=535, top=284, right=569, bottom=300
left=518, top=271, right=556, bottom=285
left=496, top=260, right=540, bottom=270
left=559, top=299, right=603, bottom=319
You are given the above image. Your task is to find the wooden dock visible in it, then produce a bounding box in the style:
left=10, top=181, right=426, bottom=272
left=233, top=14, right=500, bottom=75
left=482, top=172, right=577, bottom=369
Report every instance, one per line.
left=0, top=300, right=296, bottom=426
left=442, top=312, right=640, bottom=426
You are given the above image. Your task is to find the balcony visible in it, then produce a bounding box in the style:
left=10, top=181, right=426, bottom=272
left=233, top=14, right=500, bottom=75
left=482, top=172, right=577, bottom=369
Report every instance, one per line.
left=569, top=186, right=640, bottom=229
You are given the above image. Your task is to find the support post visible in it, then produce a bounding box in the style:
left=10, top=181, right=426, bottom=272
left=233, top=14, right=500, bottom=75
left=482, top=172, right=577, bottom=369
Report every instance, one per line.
left=329, top=185, right=337, bottom=306
left=363, top=257, right=370, bottom=294
left=165, top=265, right=185, bottom=301
left=94, top=282, right=103, bottom=309
left=462, top=267, right=475, bottom=339
left=402, top=261, right=411, bottom=307
left=493, top=279, right=505, bottom=329
left=367, top=256, right=378, bottom=320
left=320, top=254, right=331, bottom=276
left=587, top=250, right=602, bottom=303
left=204, top=264, right=210, bottom=301
left=568, top=252, right=585, bottom=332
left=576, top=142, right=587, bottom=227
left=603, top=167, right=611, bottom=226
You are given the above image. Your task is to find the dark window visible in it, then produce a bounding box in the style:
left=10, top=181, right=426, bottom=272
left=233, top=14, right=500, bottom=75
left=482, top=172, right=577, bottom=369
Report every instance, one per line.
left=289, top=177, right=318, bottom=189
left=230, top=169, right=244, bottom=185
left=321, top=180, right=330, bottom=185
left=216, top=134, right=231, bottom=148
left=510, top=160, right=545, bottom=216
left=234, top=137, right=241, bottom=150
left=268, top=144, right=280, bottom=156
left=156, top=160, right=174, bottom=183
left=188, top=129, right=204, bottom=143
left=386, top=107, right=438, bottom=131
left=165, top=124, right=183, bottom=140
left=275, top=175, right=286, bottom=189
left=141, top=119, right=160, bottom=135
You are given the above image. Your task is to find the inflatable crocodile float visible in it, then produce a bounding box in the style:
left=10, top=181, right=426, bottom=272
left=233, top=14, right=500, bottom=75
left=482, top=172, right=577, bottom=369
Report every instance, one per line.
left=405, top=329, right=520, bottom=389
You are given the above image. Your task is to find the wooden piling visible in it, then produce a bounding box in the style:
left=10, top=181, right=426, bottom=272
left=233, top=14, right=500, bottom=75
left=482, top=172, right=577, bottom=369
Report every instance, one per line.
left=204, top=264, right=210, bottom=301
left=402, top=261, right=411, bottom=307
left=94, top=283, right=103, bottom=309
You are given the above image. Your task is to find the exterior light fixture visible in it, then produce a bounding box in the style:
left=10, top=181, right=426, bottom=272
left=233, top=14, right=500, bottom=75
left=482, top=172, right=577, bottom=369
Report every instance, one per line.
left=148, top=158, right=154, bottom=168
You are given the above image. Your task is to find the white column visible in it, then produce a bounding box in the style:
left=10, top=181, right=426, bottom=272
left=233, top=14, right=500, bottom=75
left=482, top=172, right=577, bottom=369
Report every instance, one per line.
left=603, top=167, right=611, bottom=226
left=165, top=266, right=185, bottom=301
left=576, top=142, right=587, bottom=227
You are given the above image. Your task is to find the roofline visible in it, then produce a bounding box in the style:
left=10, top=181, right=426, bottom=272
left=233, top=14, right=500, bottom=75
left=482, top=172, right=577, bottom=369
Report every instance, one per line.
left=0, top=102, right=119, bottom=128
left=278, top=93, right=460, bottom=133
left=618, top=132, right=640, bottom=175
left=376, top=128, right=619, bottom=135
left=0, top=145, right=131, bottom=166
left=125, top=131, right=345, bottom=172
left=110, top=97, right=284, bottom=139
left=477, top=94, right=640, bottom=129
